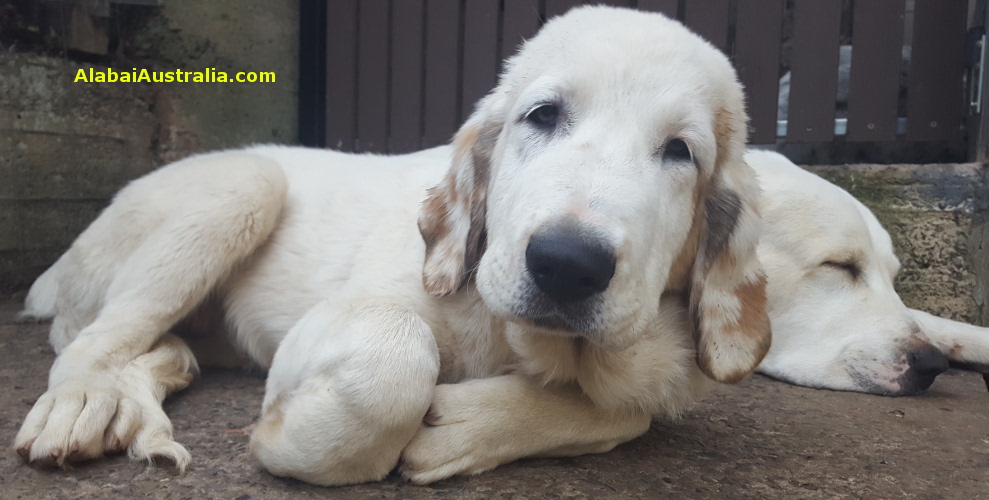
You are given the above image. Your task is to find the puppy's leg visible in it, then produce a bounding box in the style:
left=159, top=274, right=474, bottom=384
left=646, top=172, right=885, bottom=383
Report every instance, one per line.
left=15, top=153, right=287, bottom=467
left=399, top=374, right=652, bottom=485
left=250, top=300, right=440, bottom=486
left=911, top=309, right=989, bottom=372
left=112, top=333, right=199, bottom=468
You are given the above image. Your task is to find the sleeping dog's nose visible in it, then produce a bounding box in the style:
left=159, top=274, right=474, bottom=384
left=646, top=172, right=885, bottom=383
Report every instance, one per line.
left=907, top=345, right=948, bottom=377
left=526, top=227, right=616, bottom=302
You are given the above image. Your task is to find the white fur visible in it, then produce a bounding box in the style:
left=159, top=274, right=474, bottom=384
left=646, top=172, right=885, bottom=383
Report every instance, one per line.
left=14, top=7, right=770, bottom=485
left=747, top=150, right=989, bottom=395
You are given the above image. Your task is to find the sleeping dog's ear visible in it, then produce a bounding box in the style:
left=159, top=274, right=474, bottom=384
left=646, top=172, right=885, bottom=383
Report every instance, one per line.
left=418, top=95, right=504, bottom=296
left=689, top=106, right=772, bottom=384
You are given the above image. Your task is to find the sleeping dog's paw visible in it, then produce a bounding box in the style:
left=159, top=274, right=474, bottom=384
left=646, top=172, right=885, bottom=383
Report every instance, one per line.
left=399, top=380, right=515, bottom=484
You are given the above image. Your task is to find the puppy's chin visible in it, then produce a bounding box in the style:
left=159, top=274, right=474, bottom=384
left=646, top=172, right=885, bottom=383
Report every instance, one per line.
left=511, top=315, right=592, bottom=337
left=478, top=278, right=645, bottom=350
left=508, top=310, right=642, bottom=351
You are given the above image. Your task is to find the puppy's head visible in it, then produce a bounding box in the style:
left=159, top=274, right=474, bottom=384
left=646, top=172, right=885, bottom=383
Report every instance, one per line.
left=750, top=151, right=949, bottom=396
left=419, top=6, right=770, bottom=383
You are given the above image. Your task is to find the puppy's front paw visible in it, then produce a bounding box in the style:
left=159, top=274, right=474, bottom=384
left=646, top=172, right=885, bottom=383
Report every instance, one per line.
left=399, top=381, right=513, bottom=484
left=14, top=376, right=190, bottom=471
left=14, top=380, right=137, bottom=466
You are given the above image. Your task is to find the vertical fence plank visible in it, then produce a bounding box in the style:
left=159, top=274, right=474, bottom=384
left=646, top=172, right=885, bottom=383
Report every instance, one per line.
left=389, top=0, right=424, bottom=153
left=501, top=0, right=541, bottom=63
left=846, top=0, right=905, bottom=142
left=734, top=0, right=783, bottom=144
left=298, top=0, right=326, bottom=147
left=462, top=0, right=500, bottom=122
left=907, top=0, right=967, bottom=142
left=637, top=0, right=679, bottom=19
left=422, top=0, right=462, bottom=148
left=545, top=0, right=583, bottom=20
left=786, top=0, right=842, bottom=142
left=682, top=0, right=730, bottom=53
left=357, top=0, right=390, bottom=153
left=325, top=1, right=358, bottom=151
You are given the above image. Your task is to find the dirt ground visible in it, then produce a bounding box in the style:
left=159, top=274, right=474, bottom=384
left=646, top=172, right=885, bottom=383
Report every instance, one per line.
left=0, top=300, right=986, bottom=500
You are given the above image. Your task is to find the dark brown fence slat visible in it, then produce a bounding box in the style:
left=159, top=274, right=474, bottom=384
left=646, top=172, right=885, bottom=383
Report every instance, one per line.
left=734, top=0, right=783, bottom=144
left=325, top=1, right=358, bottom=151
left=545, top=0, right=583, bottom=20
left=786, top=0, right=842, bottom=142
left=907, top=0, right=967, bottom=142
left=357, top=0, right=390, bottom=153
left=682, top=0, right=730, bottom=53
left=501, top=0, right=540, bottom=63
left=389, top=0, right=424, bottom=153
left=846, top=0, right=905, bottom=142
left=593, top=0, right=633, bottom=7
left=422, top=0, right=462, bottom=148
left=637, top=0, right=679, bottom=19
left=462, top=0, right=500, bottom=122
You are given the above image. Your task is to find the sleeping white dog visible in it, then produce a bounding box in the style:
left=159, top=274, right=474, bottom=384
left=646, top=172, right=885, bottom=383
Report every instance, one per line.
left=749, top=150, right=989, bottom=395
left=14, top=7, right=771, bottom=485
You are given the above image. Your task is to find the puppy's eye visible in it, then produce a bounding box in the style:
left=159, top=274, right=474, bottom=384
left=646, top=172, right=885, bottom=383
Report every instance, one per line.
left=662, top=138, right=691, bottom=163
left=526, top=104, right=559, bottom=128
left=822, top=261, right=861, bottom=280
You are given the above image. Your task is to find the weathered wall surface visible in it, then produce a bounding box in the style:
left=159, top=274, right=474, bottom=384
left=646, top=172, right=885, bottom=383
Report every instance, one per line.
left=809, top=164, right=988, bottom=325
left=0, top=0, right=299, bottom=291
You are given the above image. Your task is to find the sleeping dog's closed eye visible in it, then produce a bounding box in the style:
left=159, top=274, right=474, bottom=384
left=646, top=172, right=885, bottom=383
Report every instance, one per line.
left=821, top=260, right=861, bottom=280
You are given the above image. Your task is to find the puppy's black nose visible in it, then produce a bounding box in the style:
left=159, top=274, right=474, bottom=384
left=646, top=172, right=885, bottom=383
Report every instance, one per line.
left=907, top=345, right=949, bottom=377
left=526, top=227, right=616, bottom=302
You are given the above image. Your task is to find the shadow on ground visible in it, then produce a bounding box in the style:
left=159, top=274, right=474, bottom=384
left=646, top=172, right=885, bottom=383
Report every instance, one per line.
left=1, top=300, right=986, bottom=499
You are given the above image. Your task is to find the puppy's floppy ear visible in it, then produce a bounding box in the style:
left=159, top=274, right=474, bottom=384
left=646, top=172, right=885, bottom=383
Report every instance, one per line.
left=418, top=95, right=504, bottom=296
left=690, top=107, right=771, bottom=384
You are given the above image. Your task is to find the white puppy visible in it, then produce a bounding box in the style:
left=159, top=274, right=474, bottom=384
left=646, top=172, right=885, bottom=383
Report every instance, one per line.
left=14, top=7, right=770, bottom=485
left=748, top=150, right=989, bottom=395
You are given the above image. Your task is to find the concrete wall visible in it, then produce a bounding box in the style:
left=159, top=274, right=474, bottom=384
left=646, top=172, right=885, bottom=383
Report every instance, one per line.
left=0, top=0, right=299, bottom=291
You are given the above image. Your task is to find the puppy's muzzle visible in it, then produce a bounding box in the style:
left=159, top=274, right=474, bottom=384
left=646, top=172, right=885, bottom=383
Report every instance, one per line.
left=525, top=226, right=616, bottom=302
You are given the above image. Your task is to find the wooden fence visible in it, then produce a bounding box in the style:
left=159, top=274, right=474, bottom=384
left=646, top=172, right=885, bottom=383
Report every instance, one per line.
left=299, top=0, right=974, bottom=160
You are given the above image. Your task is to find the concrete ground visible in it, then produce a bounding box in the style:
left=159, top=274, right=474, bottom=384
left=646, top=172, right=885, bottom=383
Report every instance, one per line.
left=1, top=300, right=987, bottom=500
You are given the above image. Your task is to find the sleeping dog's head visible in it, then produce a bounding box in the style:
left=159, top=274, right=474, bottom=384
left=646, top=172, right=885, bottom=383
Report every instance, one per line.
left=418, top=6, right=771, bottom=384
left=749, top=150, right=950, bottom=396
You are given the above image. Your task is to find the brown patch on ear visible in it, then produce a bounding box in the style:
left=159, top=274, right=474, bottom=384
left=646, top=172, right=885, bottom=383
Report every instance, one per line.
left=418, top=119, right=500, bottom=296
left=419, top=178, right=452, bottom=248
left=694, top=274, right=771, bottom=384
left=419, top=179, right=458, bottom=295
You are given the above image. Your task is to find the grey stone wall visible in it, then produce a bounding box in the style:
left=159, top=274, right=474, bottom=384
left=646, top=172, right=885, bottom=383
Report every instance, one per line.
left=0, top=0, right=299, bottom=291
